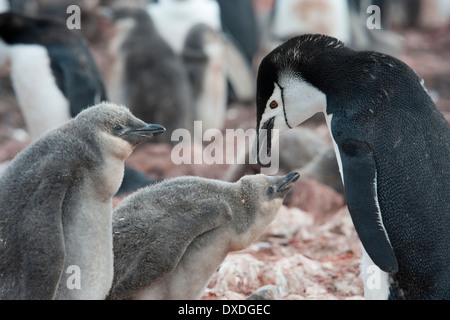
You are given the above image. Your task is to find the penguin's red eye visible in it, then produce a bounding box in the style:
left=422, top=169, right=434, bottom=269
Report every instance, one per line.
left=269, top=100, right=278, bottom=109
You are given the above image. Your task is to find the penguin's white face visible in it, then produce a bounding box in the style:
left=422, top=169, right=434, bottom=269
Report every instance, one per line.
left=258, top=82, right=291, bottom=134
left=256, top=73, right=327, bottom=163
left=259, top=75, right=327, bottom=133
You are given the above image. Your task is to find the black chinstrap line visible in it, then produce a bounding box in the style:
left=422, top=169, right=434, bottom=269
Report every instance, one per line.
left=275, top=81, right=292, bottom=129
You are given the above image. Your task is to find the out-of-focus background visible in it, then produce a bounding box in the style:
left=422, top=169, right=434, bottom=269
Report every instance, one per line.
left=0, top=0, right=449, bottom=299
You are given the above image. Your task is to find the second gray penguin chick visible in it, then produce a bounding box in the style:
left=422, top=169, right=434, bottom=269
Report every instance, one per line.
left=107, top=172, right=300, bottom=300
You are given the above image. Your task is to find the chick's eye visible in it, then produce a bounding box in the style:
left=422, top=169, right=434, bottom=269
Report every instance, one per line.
left=114, top=125, right=123, bottom=132
left=267, top=187, right=274, bottom=195
left=269, top=100, right=278, bottom=109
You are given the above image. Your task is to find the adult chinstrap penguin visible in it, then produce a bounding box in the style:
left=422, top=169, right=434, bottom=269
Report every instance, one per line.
left=255, top=34, right=449, bottom=300
left=0, top=102, right=165, bottom=299
left=107, top=172, right=299, bottom=300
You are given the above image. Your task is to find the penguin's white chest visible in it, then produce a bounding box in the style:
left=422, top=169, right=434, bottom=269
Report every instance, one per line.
left=9, top=45, right=71, bottom=138
left=56, top=157, right=125, bottom=299
left=195, top=39, right=227, bottom=131
left=324, top=113, right=344, bottom=179
left=56, top=196, right=114, bottom=300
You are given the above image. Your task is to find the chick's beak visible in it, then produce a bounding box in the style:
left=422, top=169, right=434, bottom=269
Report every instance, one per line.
left=276, top=172, right=300, bottom=192
left=124, top=123, right=166, bottom=146
left=126, top=123, right=166, bottom=137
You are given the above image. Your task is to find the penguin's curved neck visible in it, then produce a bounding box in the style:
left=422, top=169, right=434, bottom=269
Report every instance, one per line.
left=276, top=37, right=357, bottom=115
left=295, top=51, right=350, bottom=94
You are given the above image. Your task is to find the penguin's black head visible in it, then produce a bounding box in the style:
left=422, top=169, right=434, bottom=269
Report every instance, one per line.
left=75, top=103, right=165, bottom=148
left=0, top=12, right=66, bottom=46
left=256, top=34, right=346, bottom=164
left=0, top=12, right=32, bottom=44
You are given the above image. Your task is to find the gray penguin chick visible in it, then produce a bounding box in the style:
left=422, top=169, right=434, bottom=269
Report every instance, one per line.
left=107, top=172, right=300, bottom=300
left=182, top=23, right=227, bottom=131
left=108, top=6, right=193, bottom=144
left=0, top=102, right=165, bottom=300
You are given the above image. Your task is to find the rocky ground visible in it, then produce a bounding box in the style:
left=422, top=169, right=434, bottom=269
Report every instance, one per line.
left=0, top=19, right=449, bottom=300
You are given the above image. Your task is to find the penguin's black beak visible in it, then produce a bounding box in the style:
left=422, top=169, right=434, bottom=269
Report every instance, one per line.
left=257, top=116, right=275, bottom=166
left=125, top=123, right=166, bottom=145
left=276, top=172, right=300, bottom=192
left=127, top=123, right=166, bottom=137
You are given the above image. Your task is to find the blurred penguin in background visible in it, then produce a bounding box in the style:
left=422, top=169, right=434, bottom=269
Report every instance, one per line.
left=346, top=0, right=403, bottom=56
left=216, top=0, right=258, bottom=104
left=216, top=0, right=258, bottom=65
left=1, top=0, right=37, bottom=15
left=146, top=0, right=221, bottom=55
left=108, top=5, right=194, bottom=144
left=256, top=0, right=405, bottom=58
left=0, top=11, right=106, bottom=138
left=181, top=23, right=227, bottom=132
left=270, top=0, right=351, bottom=45
left=0, top=11, right=155, bottom=195
left=3, top=0, right=106, bottom=43
left=147, top=0, right=255, bottom=121
left=0, top=0, right=9, bottom=13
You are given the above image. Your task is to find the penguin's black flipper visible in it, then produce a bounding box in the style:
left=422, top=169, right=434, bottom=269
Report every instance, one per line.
left=18, top=168, right=69, bottom=299
left=339, top=139, right=398, bottom=273
left=52, top=57, right=106, bottom=116
left=0, top=162, right=71, bottom=299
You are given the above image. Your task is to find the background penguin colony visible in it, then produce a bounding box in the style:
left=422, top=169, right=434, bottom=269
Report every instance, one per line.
left=0, top=0, right=449, bottom=300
